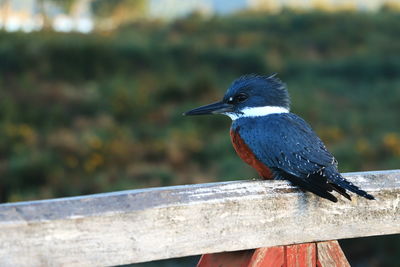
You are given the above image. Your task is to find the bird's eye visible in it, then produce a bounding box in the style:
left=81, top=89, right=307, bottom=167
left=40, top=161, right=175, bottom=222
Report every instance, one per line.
left=235, top=93, right=248, bottom=103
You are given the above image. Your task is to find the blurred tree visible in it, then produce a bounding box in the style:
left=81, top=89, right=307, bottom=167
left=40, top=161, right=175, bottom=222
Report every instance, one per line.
left=0, top=0, right=11, bottom=27
left=54, top=0, right=76, bottom=11
left=36, top=0, right=51, bottom=30
left=36, top=0, right=77, bottom=30
left=91, top=0, right=148, bottom=30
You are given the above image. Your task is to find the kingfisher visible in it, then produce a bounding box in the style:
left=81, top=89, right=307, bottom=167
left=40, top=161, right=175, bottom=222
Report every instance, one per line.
left=184, top=74, right=374, bottom=202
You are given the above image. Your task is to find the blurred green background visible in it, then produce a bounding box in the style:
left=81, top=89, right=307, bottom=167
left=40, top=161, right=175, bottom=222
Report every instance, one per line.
left=1, top=1, right=400, bottom=266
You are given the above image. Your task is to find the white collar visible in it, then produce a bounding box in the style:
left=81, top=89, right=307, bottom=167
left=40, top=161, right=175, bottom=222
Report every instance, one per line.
left=224, top=106, right=289, bottom=120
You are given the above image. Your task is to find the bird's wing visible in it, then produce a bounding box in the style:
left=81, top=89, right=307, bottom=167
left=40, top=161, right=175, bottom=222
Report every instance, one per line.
left=236, top=113, right=374, bottom=202
left=237, top=113, right=336, bottom=178
left=236, top=113, right=341, bottom=202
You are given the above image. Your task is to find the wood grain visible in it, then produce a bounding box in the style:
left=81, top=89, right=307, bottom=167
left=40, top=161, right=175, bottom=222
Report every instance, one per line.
left=248, top=246, right=285, bottom=267
left=0, top=170, right=399, bottom=266
left=317, top=241, right=350, bottom=267
left=286, top=243, right=316, bottom=267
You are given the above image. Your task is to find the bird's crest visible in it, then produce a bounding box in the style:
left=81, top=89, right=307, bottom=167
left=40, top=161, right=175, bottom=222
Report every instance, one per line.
left=233, top=73, right=287, bottom=91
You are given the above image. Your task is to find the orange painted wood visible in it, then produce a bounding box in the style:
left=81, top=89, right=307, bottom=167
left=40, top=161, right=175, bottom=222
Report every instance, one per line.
left=198, top=240, right=349, bottom=267
left=197, top=250, right=254, bottom=267
left=316, top=241, right=350, bottom=267
left=247, top=246, right=285, bottom=267
left=286, top=243, right=317, bottom=267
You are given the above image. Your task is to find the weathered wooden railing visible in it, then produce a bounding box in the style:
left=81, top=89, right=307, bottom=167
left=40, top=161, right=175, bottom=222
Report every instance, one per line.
left=0, top=170, right=399, bottom=266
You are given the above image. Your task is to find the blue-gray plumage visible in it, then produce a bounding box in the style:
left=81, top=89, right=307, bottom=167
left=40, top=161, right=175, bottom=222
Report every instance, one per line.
left=232, top=113, right=373, bottom=202
left=184, top=74, right=375, bottom=202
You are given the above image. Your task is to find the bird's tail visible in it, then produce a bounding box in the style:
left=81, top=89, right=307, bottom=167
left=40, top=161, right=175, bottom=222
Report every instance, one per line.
left=273, top=169, right=339, bottom=202
left=325, top=167, right=375, bottom=200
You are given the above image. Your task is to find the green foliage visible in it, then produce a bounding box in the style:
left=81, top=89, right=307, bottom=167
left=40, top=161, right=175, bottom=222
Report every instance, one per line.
left=0, top=10, right=399, bottom=204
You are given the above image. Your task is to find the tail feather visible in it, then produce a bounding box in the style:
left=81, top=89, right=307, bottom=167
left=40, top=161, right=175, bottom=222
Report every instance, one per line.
left=329, top=183, right=351, bottom=201
left=325, top=167, right=375, bottom=200
left=273, top=169, right=338, bottom=202
left=292, top=177, right=338, bottom=202
left=272, top=167, right=375, bottom=202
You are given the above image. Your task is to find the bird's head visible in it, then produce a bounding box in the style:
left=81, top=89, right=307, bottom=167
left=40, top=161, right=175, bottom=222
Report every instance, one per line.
left=184, top=74, right=290, bottom=120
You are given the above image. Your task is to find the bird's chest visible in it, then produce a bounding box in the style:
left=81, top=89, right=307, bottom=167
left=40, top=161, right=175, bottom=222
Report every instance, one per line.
left=230, top=128, right=273, bottom=179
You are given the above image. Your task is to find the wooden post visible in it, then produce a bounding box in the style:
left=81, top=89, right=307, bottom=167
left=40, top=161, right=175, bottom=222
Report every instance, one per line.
left=317, top=241, right=350, bottom=267
left=286, top=242, right=316, bottom=266
left=197, top=241, right=349, bottom=267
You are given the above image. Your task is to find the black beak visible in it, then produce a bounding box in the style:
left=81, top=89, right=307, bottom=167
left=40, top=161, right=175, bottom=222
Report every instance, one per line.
left=183, top=101, right=234, bottom=116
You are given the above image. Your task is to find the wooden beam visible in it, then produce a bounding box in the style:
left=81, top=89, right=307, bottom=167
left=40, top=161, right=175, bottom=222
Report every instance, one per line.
left=247, top=247, right=285, bottom=267
left=317, top=241, right=350, bottom=267
left=0, top=170, right=399, bottom=266
left=286, top=243, right=316, bottom=266
left=198, top=241, right=345, bottom=267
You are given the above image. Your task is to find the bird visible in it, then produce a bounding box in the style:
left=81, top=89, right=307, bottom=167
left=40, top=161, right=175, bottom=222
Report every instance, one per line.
left=184, top=74, right=374, bottom=202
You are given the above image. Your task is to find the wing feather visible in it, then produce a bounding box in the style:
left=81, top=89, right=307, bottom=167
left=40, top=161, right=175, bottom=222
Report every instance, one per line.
left=234, top=113, right=374, bottom=201
left=232, top=112, right=375, bottom=202
left=236, top=113, right=335, bottom=177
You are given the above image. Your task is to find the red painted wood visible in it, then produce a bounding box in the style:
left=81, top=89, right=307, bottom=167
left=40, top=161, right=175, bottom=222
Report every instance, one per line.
left=316, top=241, right=350, bottom=267
left=248, top=246, right=285, bottom=267
left=230, top=130, right=273, bottom=179
left=197, top=250, right=254, bottom=267
left=286, top=243, right=317, bottom=267
left=197, top=241, right=349, bottom=267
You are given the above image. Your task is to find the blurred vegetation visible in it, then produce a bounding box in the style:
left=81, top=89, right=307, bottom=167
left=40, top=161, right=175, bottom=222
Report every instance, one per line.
left=1, top=10, right=400, bottom=203
left=1, top=9, right=400, bottom=267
